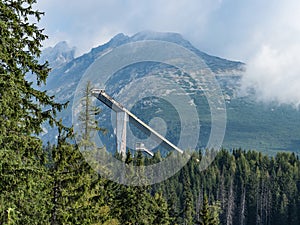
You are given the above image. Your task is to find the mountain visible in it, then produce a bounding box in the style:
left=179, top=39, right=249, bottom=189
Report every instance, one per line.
left=40, top=31, right=300, bottom=155
left=40, top=41, right=76, bottom=68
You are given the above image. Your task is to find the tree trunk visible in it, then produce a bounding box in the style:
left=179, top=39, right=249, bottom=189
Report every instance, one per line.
left=226, top=179, right=234, bottom=225
left=240, top=187, right=246, bottom=225
left=51, top=180, right=59, bottom=225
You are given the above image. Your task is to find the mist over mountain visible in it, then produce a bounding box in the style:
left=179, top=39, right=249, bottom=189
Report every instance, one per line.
left=40, top=41, right=76, bottom=68
left=40, top=31, right=300, bottom=155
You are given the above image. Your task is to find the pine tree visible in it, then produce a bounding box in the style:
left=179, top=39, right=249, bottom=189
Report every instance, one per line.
left=77, top=80, right=106, bottom=151
left=111, top=152, right=170, bottom=225
left=48, top=125, right=118, bottom=225
left=197, top=194, right=220, bottom=225
left=0, top=0, right=66, bottom=223
left=181, top=165, right=194, bottom=225
left=152, top=192, right=171, bottom=225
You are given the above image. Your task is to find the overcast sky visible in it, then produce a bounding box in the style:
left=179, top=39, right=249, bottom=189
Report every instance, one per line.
left=36, top=0, right=300, bottom=106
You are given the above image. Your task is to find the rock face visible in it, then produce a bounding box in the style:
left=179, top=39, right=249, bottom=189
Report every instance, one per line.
left=40, top=41, right=76, bottom=68
left=40, top=31, right=300, bottom=154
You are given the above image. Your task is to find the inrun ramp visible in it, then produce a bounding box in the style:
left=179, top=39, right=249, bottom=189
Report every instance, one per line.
left=92, top=89, right=183, bottom=158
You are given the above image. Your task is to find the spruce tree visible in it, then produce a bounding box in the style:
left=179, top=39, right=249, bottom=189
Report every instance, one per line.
left=197, top=195, right=220, bottom=225
left=181, top=165, right=194, bottom=225
left=111, top=152, right=170, bottom=225
left=0, top=0, right=66, bottom=223
left=49, top=125, right=118, bottom=225
left=152, top=192, right=171, bottom=225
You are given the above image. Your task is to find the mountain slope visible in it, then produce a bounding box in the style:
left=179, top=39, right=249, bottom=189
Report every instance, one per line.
left=40, top=31, right=300, bottom=155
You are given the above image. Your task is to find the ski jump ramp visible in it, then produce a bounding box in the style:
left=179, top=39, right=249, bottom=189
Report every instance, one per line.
left=92, top=89, right=183, bottom=158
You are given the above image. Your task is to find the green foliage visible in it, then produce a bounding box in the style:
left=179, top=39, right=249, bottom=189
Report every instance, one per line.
left=0, top=148, right=51, bottom=224
left=0, top=0, right=65, bottom=223
left=110, top=152, right=171, bottom=225
left=198, top=195, right=220, bottom=225
left=181, top=165, right=194, bottom=225
left=153, top=192, right=171, bottom=225
left=47, top=124, right=118, bottom=225
left=154, top=149, right=300, bottom=225
left=77, top=80, right=106, bottom=151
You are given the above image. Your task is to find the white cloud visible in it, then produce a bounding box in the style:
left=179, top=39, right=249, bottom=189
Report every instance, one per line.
left=36, top=0, right=222, bottom=55
left=35, top=0, right=300, bottom=106
left=240, top=0, right=300, bottom=107
left=241, top=44, right=300, bottom=107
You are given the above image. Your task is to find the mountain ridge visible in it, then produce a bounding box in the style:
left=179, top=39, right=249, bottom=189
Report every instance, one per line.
left=39, top=31, right=300, bottom=155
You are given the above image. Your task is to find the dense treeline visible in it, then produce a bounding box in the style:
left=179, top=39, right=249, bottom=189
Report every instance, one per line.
left=154, top=149, right=300, bottom=225
left=9, top=144, right=298, bottom=225
left=4, top=133, right=300, bottom=224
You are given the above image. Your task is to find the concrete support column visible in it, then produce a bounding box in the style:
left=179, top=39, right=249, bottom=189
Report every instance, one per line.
left=116, top=111, right=128, bottom=159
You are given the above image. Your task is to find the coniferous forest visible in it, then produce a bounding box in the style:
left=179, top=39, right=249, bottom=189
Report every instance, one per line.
left=1, top=0, right=300, bottom=224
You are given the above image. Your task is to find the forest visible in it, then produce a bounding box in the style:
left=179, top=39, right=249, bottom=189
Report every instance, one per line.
left=1, top=0, right=300, bottom=224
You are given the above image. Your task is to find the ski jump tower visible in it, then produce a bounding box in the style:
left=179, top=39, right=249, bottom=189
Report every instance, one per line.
left=91, top=89, right=183, bottom=158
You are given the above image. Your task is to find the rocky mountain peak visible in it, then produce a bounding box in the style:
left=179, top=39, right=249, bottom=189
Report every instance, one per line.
left=40, top=41, right=76, bottom=69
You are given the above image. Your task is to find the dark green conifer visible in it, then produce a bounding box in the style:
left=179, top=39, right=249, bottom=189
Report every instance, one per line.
left=49, top=125, right=118, bottom=225
left=0, top=0, right=66, bottom=223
